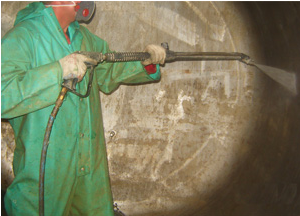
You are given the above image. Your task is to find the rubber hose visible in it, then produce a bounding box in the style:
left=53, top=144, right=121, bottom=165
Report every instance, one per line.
left=39, top=87, right=68, bottom=216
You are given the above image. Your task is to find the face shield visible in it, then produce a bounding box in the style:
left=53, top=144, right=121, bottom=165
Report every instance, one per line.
left=45, top=1, right=96, bottom=22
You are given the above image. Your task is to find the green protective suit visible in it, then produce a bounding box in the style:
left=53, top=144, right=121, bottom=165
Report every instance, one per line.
left=1, top=2, right=160, bottom=216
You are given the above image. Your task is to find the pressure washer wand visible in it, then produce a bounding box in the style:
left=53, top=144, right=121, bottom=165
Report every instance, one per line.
left=76, top=42, right=252, bottom=65
left=76, top=42, right=296, bottom=95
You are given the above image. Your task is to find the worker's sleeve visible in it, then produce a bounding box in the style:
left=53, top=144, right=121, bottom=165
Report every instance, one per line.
left=87, top=35, right=161, bottom=94
left=1, top=28, right=63, bottom=119
left=144, top=64, right=161, bottom=80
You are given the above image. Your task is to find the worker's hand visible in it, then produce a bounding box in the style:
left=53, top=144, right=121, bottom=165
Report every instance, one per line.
left=59, top=53, right=98, bottom=82
left=142, top=44, right=166, bottom=66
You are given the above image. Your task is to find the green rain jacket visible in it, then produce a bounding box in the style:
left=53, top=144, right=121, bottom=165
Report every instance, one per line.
left=1, top=2, right=160, bottom=216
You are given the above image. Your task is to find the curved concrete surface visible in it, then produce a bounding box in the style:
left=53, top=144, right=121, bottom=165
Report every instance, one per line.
left=1, top=2, right=300, bottom=216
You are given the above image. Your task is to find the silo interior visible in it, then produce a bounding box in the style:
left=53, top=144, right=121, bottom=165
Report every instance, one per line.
left=1, top=2, right=300, bottom=216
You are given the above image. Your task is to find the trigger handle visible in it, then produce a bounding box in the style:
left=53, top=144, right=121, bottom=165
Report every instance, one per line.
left=62, top=78, right=78, bottom=92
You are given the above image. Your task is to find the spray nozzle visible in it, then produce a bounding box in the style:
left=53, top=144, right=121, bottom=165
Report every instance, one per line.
left=240, top=54, right=254, bottom=65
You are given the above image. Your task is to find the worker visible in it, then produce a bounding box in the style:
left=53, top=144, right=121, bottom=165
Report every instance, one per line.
left=1, top=1, right=165, bottom=215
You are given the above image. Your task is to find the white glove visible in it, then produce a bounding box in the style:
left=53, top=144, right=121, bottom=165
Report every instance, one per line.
left=141, top=44, right=166, bottom=66
left=59, top=53, right=98, bottom=82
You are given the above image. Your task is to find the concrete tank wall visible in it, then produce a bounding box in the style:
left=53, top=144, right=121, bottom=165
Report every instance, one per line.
left=1, top=2, right=300, bottom=216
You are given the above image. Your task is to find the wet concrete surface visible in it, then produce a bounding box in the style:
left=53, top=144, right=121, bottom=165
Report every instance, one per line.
left=1, top=2, right=300, bottom=216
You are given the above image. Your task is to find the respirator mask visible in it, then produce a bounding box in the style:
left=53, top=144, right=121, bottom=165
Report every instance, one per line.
left=46, top=1, right=95, bottom=22
left=75, top=1, right=95, bottom=22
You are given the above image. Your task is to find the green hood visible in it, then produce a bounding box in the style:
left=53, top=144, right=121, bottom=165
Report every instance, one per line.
left=14, top=2, right=46, bottom=26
